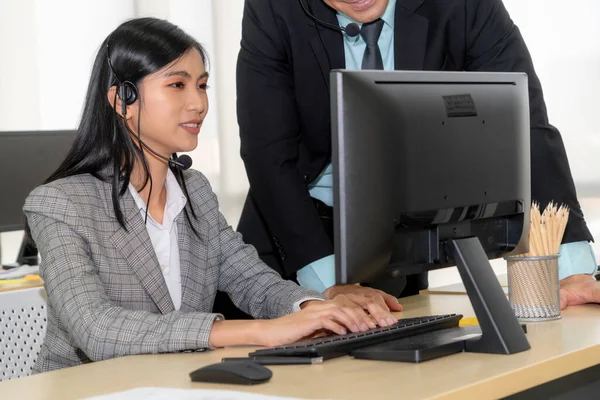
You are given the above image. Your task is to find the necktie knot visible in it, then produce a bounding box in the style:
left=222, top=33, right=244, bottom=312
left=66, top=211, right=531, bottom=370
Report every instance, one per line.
left=360, top=19, right=384, bottom=47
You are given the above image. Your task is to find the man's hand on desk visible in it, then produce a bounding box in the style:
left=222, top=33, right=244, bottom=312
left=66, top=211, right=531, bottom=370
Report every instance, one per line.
left=323, top=284, right=404, bottom=313
left=560, top=274, right=600, bottom=309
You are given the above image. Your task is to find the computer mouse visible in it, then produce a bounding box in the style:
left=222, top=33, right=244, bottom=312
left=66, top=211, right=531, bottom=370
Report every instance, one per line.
left=189, top=361, right=272, bottom=385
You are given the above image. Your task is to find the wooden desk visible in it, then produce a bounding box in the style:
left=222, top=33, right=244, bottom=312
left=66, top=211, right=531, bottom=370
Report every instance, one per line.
left=421, top=274, right=508, bottom=295
left=0, top=265, right=44, bottom=293
left=0, top=278, right=43, bottom=293
left=1, top=294, right=599, bottom=400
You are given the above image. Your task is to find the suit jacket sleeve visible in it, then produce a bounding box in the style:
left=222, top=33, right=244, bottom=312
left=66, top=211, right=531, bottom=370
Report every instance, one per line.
left=217, top=209, right=326, bottom=318
left=190, top=172, right=325, bottom=318
left=237, top=0, right=334, bottom=276
left=463, top=0, right=593, bottom=244
left=24, top=185, right=224, bottom=362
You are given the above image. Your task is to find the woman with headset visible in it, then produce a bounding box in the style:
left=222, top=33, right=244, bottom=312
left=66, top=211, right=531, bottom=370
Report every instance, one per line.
left=23, top=17, right=402, bottom=373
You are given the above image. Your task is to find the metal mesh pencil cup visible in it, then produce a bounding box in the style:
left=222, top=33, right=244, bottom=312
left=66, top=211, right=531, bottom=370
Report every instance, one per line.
left=504, top=255, right=561, bottom=321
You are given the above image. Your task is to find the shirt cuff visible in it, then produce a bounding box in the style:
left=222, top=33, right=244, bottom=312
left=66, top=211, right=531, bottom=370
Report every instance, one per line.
left=558, top=241, right=598, bottom=280
left=292, top=297, right=326, bottom=312
left=296, top=255, right=336, bottom=293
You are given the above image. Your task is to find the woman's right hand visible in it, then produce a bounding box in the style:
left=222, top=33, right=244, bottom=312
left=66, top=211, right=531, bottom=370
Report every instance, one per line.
left=254, top=294, right=399, bottom=348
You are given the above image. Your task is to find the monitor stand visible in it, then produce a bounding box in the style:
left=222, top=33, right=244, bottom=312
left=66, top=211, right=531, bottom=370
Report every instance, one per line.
left=351, top=237, right=530, bottom=362
left=450, top=237, right=530, bottom=354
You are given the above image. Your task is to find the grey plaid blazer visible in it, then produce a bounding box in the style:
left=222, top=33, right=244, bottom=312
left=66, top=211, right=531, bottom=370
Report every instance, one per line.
left=24, top=169, right=322, bottom=373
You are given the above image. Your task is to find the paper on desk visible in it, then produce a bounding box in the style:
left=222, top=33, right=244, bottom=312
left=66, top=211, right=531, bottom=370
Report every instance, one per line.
left=0, top=265, right=40, bottom=280
left=85, top=387, right=319, bottom=400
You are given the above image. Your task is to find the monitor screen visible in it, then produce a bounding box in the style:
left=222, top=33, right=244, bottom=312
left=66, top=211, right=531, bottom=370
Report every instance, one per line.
left=331, top=70, right=530, bottom=285
left=0, top=130, right=76, bottom=232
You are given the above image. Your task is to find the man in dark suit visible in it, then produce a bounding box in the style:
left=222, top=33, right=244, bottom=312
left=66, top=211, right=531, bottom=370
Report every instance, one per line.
left=221, top=0, right=599, bottom=316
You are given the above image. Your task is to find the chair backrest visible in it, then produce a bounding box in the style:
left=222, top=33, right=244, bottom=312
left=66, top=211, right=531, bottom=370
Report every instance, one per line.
left=0, top=287, right=47, bottom=381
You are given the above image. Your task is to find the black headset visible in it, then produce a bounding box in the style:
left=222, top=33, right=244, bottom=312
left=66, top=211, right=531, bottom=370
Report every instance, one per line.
left=298, top=0, right=360, bottom=37
left=106, top=40, right=138, bottom=115
left=117, top=81, right=138, bottom=108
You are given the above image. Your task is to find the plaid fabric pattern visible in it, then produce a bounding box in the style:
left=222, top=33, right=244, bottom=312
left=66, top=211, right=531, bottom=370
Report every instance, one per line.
left=24, top=169, right=323, bottom=373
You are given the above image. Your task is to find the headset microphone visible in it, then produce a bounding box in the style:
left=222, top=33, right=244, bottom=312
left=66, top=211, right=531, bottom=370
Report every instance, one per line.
left=298, top=0, right=360, bottom=37
left=173, top=154, right=193, bottom=170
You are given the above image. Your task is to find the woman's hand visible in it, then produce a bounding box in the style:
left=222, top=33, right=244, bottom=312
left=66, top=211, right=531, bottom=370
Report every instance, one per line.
left=254, top=294, right=399, bottom=347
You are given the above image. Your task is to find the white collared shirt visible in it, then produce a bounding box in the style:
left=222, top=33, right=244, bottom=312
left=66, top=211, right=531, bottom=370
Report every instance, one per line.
left=128, top=169, right=187, bottom=310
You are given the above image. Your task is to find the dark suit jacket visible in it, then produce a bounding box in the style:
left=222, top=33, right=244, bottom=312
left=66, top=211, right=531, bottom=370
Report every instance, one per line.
left=236, top=0, right=593, bottom=281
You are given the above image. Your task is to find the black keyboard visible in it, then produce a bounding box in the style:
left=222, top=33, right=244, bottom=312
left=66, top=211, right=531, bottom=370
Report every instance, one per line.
left=249, top=314, right=462, bottom=360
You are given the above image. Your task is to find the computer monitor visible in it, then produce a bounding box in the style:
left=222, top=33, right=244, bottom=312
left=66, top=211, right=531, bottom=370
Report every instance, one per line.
left=331, top=70, right=531, bottom=355
left=0, top=130, right=76, bottom=266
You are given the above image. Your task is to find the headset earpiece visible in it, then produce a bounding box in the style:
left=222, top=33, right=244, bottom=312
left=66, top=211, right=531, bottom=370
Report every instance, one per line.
left=117, top=81, right=137, bottom=117
left=107, top=37, right=137, bottom=115
left=118, top=81, right=137, bottom=105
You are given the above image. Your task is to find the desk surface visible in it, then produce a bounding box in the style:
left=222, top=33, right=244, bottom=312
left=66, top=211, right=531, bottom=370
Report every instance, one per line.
left=421, top=274, right=508, bottom=295
left=0, top=265, right=43, bottom=292
left=0, top=279, right=43, bottom=293
left=1, top=294, right=599, bottom=400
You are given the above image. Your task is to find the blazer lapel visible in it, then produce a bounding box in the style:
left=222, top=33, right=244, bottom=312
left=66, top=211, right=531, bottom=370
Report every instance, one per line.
left=177, top=212, right=209, bottom=312
left=394, top=0, right=428, bottom=70
left=97, top=178, right=175, bottom=314
left=307, top=0, right=345, bottom=86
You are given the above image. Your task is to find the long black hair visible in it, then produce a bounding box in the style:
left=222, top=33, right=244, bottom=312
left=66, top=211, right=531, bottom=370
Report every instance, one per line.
left=34, top=18, right=208, bottom=233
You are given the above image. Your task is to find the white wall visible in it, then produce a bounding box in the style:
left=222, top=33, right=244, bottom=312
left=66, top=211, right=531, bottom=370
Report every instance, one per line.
left=0, top=0, right=134, bottom=132
left=503, top=0, right=600, bottom=184
left=212, top=1, right=248, bottom=194
left=0, top=0, right=41, bottom=129
left=35, top=0, right=136, bottom=130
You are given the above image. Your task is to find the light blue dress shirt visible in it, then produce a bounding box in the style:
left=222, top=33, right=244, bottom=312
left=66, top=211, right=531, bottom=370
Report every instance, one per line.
left=297, top=0, right=597, bottom=292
